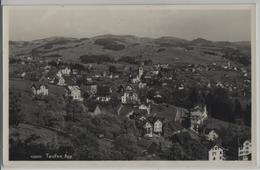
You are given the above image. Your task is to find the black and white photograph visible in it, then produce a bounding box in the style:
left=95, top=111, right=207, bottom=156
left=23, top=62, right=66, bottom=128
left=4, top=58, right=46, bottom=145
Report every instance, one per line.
left=3, top=5, right=256, bottom=163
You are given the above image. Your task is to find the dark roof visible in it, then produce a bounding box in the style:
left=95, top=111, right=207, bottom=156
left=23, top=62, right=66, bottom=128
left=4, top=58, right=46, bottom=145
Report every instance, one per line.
left=97, top=85, right=111, bottom=96
left=145, top=116, right=163, bottom=125
left=206, top=142, right=224, bottom=150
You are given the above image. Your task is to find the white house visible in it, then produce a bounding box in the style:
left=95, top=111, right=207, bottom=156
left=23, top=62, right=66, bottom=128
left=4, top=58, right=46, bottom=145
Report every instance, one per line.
left=21, top=72, right=26, bottom=78
left=132, top=76, right=141, bottom=84
left=209, top=145, right=224, bottom=161
left=206, top=130, right=219, bottom=141
left=138, top=82, right=147, bottom=89
left=121, top=92, right=139, bottom=104
left=31, top=84, right=48, bottom=96
left=61, top=67, right=71, bottom=76
left=56, top=71, right=62, bottom=78
left=96, top=96, right=111, bottom=102
left=144, top=122, right=153, bottom=137
left=138, top=66, right=144, bottom=78
left=238, top=140, right=251, bottom=161
left=153, top=119, right=163, bottom=136
left=57, top=76, right=66, bottom=86
left=121, top=85, right=139, bottom=104
left=66, top=86, right=83, bottom=101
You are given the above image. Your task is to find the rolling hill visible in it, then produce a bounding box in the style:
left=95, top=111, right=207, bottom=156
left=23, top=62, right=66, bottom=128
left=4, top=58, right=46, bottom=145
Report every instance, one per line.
left=9, top=35, right=251, bottom=66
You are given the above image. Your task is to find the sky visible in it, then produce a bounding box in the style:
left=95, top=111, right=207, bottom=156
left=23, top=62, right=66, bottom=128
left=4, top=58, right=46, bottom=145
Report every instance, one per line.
left=8, top=6, right=252, bottom=42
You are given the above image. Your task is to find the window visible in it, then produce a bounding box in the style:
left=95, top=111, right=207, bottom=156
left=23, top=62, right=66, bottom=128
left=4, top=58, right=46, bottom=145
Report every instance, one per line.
left=220, top=151, right=222, bottom=154
left=212, top=152, right=216, bottom=156
left=213, top=157, right=216, bottom=160
left=220, top=156, right=222, bottom=160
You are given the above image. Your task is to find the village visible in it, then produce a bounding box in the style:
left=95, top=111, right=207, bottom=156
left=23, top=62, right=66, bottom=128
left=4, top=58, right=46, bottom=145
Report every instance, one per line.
left=9, top=51, right=251, bottom=161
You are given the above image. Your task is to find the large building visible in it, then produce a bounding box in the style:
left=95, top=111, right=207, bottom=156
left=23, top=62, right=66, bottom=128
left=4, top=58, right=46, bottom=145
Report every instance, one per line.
left=238, top=140, right=251, bottom=161
left=31, top=83, right=48, bottom=96
left=208, top=145, right=224, bottom=161
left=66, top=85, right=83, bottom=101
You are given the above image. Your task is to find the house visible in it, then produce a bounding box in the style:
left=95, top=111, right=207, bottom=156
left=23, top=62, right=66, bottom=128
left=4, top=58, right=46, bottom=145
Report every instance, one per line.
left=190, top=105, right=208, bottom=133
left=61, top=67, right=71, bottom=76
left=153, top=119, right=163, bottom=136
left=238, top=140, right=251, bottom=160
left=143, top=117, right=163, bottom=137
left=31, top=83, right=48, bottom=96
left=96, top=85, right=112, bottom=102
left=21, top=72, right=26, bottom=78
left=90, top=104, right=114, bottom=116
left=132, top=76, right=141, bottom=84
left=138, top=65, right=144, bottom=78
left=205, top=129, right=219, bottom=141
left=88, top=84, right=97, bottom=95
left=138, top=82, right=147, bottom=89
left=56, top=71, right=62, bottom=78
left=57, top=76, right=66, bottom=86
left=144, top=122, right=153, bottom=137
left=208, top=144, right=224, bottom=161
left=121, top=85, right=139, bottom=104
left=66, top=85, right=83, bottom=101
left=121, top=91, right=139, bottom=104
left=96, top=96, right=111, bottom=102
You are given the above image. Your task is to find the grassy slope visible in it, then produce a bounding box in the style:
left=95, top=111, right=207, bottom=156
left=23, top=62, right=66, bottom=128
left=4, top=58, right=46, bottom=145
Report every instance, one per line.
left=10, top=35, right=249, bottom=66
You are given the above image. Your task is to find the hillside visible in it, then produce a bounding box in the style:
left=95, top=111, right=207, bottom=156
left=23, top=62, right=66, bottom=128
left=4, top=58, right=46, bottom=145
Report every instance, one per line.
left=9, top=35, right=251, bottom=66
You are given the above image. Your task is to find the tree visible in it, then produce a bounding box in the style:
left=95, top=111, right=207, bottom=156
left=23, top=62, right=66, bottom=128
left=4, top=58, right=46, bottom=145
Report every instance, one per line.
left=9, top=90, right=24, bottom=127
left=66, top=99, right=84, bottom=122
left=114, top=133, right=138, bottom=159
left=233, top=99, right=242, bottom=118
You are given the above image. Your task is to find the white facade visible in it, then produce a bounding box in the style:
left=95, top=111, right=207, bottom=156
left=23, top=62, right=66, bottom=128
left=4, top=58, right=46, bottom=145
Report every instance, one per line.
left=138, top=82, right=147, bottom=89
left=32, top=85, right=48, bottom=96
left=61, top=67, right=71, bottom=75
left=154, top=120, right=163, bottom=135
left=56, top=71, right=62, bottom=78
left=121, top=92, right=139, bottom=104
left=67, top=86, right=83, bottom=101
left=96, top=96, right=111, bottom=102
left=209, top=145, right=224, bottom=161
left=139, top=66, right=144, bottom=78
left=144, top=122, right=153, bottom=137
left=238, top=140, right=251, bottom=160
left=57, top=76, right=66, bottom=86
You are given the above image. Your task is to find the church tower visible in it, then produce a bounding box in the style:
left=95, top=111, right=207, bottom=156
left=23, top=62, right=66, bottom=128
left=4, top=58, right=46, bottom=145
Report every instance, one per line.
left=138, top=66, right=143, bottom=78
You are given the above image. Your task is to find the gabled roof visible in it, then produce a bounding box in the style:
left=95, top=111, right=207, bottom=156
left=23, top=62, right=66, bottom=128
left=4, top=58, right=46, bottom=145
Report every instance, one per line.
left=190, top=104, right=206, bottom=113
left=31, top=82, right=48, bottom=89
left=118, top=105, right=134, bottom=117
left=207, top=142, right=224, bottom=150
